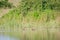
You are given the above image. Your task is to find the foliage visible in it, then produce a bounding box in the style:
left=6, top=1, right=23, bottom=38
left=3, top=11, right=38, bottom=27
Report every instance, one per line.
left=20, top=0, right=60, bottom=14
left=0, top=0, right=13, bottom=8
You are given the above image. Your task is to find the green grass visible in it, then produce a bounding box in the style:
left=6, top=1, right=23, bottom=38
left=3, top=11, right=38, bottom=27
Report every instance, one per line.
left=0, top=0, right=60, bottom=40
left=0, top=8, right=60, bottom=40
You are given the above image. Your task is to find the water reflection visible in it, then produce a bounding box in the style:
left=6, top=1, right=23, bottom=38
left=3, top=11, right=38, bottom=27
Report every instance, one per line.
left=0, top=35, right=19, bottom=40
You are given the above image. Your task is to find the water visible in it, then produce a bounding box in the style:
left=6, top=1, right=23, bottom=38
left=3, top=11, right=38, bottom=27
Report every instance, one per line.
left=0, top=35, right=19, bottom=40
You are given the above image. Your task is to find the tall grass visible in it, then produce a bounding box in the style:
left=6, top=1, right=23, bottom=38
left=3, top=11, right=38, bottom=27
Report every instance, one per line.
left=0, top=8, right=60, bottom=40
left=0, top=0, right=60, bottom=40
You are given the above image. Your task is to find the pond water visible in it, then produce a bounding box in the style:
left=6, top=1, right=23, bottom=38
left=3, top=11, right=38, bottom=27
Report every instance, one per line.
left=0, top=35, right=19, bottom=40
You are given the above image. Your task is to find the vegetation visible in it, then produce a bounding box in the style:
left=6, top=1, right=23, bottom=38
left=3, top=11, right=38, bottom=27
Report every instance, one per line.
left=20, top=0, right=60, bottom=12
left=0, top=0, right=60, bottom=40
left=20, top=0, right=60, bottom=18
left=0, top=0, right=14, bottom=8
